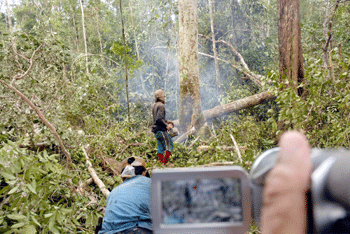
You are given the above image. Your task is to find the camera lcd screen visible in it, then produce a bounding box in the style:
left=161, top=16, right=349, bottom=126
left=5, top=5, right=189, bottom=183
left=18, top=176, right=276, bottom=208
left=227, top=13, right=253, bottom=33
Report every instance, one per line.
left=161, top=178, right=242, bottom=224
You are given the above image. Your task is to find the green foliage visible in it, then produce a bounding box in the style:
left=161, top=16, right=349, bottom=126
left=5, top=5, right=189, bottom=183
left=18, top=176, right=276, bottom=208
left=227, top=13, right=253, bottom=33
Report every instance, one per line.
left=268, top=51, right=350, bottom=148
left=0, top=139, right=101, bottom=233
left=0, top=0, right=349, bottom=233
left=111, top=41, right=144, bottom=72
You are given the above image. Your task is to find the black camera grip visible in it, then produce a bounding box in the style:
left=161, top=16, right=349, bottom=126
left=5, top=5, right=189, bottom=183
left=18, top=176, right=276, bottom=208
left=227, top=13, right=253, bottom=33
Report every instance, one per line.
left=326, top=156, right=350, bottom=209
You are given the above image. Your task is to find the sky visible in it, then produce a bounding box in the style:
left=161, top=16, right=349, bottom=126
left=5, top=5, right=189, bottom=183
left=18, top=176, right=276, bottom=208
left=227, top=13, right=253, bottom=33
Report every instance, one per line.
left=0, top=0, right=19, bottom=13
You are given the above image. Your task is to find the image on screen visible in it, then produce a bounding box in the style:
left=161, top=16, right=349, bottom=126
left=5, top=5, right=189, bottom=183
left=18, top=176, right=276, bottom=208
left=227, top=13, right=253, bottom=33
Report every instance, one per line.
left=161, top=178, right=242, bottom=225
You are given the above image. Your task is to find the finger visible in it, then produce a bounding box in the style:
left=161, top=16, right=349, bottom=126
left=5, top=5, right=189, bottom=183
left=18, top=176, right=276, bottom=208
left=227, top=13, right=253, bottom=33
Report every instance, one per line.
left=261, top=131, right=312, bottom=234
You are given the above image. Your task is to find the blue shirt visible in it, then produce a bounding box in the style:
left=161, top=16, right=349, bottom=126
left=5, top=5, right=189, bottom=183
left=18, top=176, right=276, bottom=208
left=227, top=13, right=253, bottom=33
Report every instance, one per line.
left=99, top=176, right=152, bottom=234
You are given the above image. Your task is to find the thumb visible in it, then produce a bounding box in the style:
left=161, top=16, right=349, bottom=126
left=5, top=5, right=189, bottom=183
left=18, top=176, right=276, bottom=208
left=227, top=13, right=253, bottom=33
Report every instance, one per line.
left=261, top=131, right=312, bottom=234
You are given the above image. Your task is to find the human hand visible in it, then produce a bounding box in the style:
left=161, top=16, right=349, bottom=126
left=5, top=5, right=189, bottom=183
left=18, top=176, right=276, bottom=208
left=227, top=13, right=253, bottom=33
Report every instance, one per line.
left=167, top=123, right=173, bottom=130
left=261, top=131, right=312, bottom=234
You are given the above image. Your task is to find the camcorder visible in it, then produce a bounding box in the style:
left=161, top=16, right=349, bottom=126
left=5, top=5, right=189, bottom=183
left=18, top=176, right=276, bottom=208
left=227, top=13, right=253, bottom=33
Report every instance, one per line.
left=150, top=148, right=350, bottom=234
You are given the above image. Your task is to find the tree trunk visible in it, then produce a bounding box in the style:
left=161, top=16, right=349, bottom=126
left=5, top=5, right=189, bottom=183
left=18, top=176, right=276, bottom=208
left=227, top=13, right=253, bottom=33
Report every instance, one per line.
left=203, top=91, right=275, bottom=120
left=323, top=0, right=331, bottom=70
left=95, top=7, right=103, bottom=55
left=72, top=11, right=80, bottom=52
left=322, top=0, right=341, bottom=73
left=129, top=1, right=148, bottom=97
left=119, top=0, right=130, bottom=121
left=178, top=0, right=205, bottom=133
left=164, top=48, right=170, bottom=94
left=173, top=91, right=275, bottom=126
left=79, top=0, right=89, bottom=74
left=278, top=0, right=304, bottom=96
left=209, top=0, right=221, bottom=90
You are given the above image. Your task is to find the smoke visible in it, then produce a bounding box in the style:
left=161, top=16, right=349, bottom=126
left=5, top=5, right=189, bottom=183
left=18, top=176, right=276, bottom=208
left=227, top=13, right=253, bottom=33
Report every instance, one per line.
left=127, top=42, right=223, bottom=123
left=126, top=0, right=250, bottom=123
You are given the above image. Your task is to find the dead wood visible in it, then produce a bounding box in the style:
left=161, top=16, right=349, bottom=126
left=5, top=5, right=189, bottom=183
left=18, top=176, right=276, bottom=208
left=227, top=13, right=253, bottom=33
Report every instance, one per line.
left=230, top=134, right=242, bottom=163
left=82, top=147, right=110, bottom=198
left=203, top=91, right=275, bottom=119
left=175, top=127, right=195, bottom=143
left=217, top=40, right=262, bottom=86
left=76, top=178, right=98, bottom=207
left=188, top=136, right=200, bottom=148
left=100, top=155, right=123, bottom=176
left=77, top=178, right=94, bottom=196
left=19, top=142, right=50, bottom=152
left=173, top=91, right=275, bottom=127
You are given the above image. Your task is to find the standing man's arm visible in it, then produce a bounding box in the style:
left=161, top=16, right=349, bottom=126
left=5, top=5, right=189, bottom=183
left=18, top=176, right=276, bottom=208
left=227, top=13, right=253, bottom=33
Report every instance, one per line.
left=155, top=104, right=170, bottom=130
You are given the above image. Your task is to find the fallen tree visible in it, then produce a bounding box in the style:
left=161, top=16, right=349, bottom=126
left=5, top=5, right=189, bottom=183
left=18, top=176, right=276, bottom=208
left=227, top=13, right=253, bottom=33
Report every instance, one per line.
left=173, top=91, right=275, bottom=127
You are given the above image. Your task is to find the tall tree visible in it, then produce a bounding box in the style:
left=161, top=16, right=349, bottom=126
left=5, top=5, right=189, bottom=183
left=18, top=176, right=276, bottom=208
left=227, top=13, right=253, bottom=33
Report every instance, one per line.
left=278, top=0, right=305, bottom=96
left=178, top=0, right=206, bottom=133
left=209, top=0, right=221, bottom=90
left=79, top=0, right=89, bottom=74
left=119, top=0, right=130, bottom=121
left=129, top=1, right=148, bottom=97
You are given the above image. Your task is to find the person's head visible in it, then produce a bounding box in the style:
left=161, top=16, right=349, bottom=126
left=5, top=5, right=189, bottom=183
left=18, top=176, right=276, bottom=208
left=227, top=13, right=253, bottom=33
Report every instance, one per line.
left=154, top=89, right=165, bottom=104
left=120, top=157, right=150, bottom=181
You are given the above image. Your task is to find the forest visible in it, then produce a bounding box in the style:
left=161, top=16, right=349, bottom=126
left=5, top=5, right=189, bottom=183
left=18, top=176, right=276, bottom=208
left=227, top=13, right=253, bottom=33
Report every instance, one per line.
left=0, top=0, right=349, bottom=233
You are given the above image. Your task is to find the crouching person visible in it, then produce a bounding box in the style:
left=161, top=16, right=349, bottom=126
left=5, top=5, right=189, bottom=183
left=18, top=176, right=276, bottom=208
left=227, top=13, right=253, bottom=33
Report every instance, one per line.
left=98, top=157, right=152, bottom=234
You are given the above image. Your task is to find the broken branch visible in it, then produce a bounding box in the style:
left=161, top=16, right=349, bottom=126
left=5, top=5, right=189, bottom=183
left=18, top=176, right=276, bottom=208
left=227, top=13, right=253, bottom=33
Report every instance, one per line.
left=82, top=147, right=110, bottom=198
left=199, top=52, right=263, bottom=84
left=188, top=136, right=200, bottom=148
left=230, top=134, right=242, bottom=164
left=217, top=40, right=262, bottom=86
left=77, top=178, right=94, bottom=196
left=175, top=127, right=195, bottom=143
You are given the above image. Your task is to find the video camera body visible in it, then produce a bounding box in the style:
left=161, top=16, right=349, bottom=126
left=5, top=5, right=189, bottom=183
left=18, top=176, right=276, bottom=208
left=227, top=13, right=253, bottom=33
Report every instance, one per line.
left=151, top=148, right=350, bottom=234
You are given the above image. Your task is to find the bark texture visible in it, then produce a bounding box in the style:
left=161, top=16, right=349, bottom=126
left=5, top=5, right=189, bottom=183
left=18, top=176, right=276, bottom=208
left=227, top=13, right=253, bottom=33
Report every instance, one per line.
left=203, top=91, right=275, bottom=120
left=82, top=147, right=110, bottom=198
left=178, top=0, right=205, bottom=133
left=278, top=0, right=305, bottom=96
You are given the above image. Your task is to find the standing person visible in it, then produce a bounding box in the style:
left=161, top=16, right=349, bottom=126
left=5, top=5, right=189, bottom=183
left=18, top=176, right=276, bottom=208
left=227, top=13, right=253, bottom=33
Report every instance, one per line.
left=152, top=89, right=173, bottom=165
left=98, top=157, right=152, bottom=234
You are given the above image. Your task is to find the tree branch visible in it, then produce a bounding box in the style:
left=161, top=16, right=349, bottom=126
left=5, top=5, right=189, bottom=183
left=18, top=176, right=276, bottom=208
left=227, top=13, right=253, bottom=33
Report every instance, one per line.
left=188, top=136, right=200, bottom=148
left=0, top=80, right=72, bottom=168
left=10, top=45, right=42, bottom=85
left=175, top=127, right=195, bottom=143
left=199, top=51, right=256, bottom=80
left=82, top=147, right=110, bottom=198
left=76, top=178, right=94, bottom=195
left=199, top=45, right=263, bottom=87
left=323, top=0, right=341, bottom=69
left=230, top=134, right=242, bottom=163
